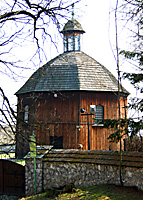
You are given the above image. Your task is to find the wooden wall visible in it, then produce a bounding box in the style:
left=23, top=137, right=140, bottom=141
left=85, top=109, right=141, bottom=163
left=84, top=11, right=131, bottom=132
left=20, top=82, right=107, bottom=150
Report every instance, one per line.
left=34, top=92, right=80, bottom=149
left=16, top=91, right=127, bottom=157
left=34, top=91, right=127, bottom=151
left=80, top=92, right=121, bottom=151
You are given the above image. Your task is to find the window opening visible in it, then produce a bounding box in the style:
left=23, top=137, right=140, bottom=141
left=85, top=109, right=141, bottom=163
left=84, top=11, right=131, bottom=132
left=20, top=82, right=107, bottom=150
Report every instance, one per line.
left=95, top=105, right=104, bottom=124
left=24, top=105, right=29, bottom=123
left=50, top=136, right=63, bottom=149
left=75, top=35, right=80, bottom=51
left=68, top=35, right=74, bottom=51
left=63, top=36, right=67, bottom=52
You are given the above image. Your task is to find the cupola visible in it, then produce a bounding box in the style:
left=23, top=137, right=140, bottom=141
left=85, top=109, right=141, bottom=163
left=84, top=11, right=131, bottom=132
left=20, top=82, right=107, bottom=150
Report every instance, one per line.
left=61, top=10, right=85, bottom=52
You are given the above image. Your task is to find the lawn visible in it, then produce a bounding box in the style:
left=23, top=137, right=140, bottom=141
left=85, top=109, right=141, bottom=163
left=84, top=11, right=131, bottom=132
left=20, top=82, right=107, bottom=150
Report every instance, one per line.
left=20, top=184, right=143, bottom=200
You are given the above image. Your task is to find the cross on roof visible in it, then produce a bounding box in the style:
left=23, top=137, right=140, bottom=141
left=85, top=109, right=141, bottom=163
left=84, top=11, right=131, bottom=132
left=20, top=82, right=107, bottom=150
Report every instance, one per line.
left=72, top=3, right=74, bottom=19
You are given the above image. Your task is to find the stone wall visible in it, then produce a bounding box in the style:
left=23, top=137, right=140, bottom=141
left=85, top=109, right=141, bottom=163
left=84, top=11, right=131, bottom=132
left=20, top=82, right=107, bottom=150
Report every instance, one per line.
left=43, top=162, right=143, bottom=191
left=43, top=162, right=119, bottom=189
left=25, top=150, right=143, bottom=196
left=25, top=158, right=42, bottom=195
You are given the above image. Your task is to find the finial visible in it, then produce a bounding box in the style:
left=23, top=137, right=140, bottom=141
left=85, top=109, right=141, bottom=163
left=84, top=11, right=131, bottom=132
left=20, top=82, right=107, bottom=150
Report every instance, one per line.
left=72, top=3, right=74, bottom=19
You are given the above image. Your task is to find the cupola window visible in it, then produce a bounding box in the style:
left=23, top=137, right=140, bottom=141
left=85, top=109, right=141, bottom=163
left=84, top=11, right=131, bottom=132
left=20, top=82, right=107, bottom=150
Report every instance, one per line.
left=61, top=18, right=85, bottom=53
left=75, top=34, right=80, bottom=51
left=68, top=35, right=74, bottom=51
left=63, top=36, right=67, bottom=52
left=63, top=33, right=81, bottom=52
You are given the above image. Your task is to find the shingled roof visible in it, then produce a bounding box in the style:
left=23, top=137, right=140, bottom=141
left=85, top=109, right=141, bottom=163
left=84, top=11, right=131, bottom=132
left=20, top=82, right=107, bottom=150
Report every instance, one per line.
left=61, top=18, right=85, bottom=33
left=15, top=51, right=129, bottom=95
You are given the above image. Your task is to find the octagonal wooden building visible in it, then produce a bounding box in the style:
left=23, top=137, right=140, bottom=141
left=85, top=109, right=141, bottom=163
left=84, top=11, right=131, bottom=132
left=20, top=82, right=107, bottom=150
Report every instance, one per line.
left=15, top=19, right=129, bottom=158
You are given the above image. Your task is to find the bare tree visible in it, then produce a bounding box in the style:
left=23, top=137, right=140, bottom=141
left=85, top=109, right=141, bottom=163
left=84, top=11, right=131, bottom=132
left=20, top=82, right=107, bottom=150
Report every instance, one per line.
left=0, top=0, right=82, bottom=147
left=0, top=0, right=82, bottom=75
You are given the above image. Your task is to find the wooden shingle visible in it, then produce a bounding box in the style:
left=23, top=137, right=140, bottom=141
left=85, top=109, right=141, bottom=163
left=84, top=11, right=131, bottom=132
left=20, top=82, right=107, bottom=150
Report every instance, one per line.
left=16, top=51, right=129, bottom=95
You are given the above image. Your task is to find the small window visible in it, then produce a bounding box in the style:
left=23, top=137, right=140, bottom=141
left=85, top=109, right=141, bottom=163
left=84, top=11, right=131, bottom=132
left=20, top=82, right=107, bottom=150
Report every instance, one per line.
left=68, top=35, right=74, bottom=51
left=24, top=105, right=29, bottom=123
left=95, top=105, right=104, bottom=124
left=75, top=35, right=80, bottom=51
left=63, top=36, right=67, bottom=52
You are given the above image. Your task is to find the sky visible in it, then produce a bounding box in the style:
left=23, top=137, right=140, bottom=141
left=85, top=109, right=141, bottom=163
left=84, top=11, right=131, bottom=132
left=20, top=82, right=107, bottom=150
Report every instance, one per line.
left=0, top=0, right=142, bottom=119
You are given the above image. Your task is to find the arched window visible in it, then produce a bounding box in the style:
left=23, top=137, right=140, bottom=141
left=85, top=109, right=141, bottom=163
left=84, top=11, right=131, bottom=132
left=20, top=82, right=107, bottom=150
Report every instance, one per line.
left=95, top=105, right=104, bottom=124
left=24, top=105, right=29, bottom=123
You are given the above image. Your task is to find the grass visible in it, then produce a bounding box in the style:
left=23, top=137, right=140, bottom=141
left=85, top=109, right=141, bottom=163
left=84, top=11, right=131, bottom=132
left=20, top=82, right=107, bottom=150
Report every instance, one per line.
left=20, top=184, right=143, bottom=200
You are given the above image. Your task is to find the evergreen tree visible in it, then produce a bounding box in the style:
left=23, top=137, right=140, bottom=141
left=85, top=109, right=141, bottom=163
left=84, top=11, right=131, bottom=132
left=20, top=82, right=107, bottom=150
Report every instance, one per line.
left=120, top=0, right=143, bottom=138
left=104, top=0, right=143, bottom=150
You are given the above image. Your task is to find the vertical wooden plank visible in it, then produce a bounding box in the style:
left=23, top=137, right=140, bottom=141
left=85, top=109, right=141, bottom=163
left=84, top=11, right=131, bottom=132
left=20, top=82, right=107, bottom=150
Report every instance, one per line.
left=95, top=127, right=97, bottom=149
left=101, top=128, right=104, bottom=150
left=0, top=160, right=3, bottom=194
left=62, top=124, right=66, bottom=149
left=3, top=160, right=25, bottom=195
left=33, top=91, right=122, bottom=151
left=35, top=123, right=41, bottom=144
left=90, top=125, right=93, bottom=150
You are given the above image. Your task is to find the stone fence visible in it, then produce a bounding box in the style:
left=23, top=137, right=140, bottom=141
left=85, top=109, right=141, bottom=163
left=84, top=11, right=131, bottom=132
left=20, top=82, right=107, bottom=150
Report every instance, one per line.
left=25, top=150, right=143, bottom=196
